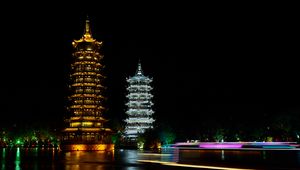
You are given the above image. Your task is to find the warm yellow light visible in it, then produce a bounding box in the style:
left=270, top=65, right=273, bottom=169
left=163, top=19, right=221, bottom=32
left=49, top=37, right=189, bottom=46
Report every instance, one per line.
left=81, top=128, right=100, bottom=131
left=63, top=21, right=112, bottom=151
left=71, top=122, right=81, bottom=127
left=63, top=128, right=78, bottom=131
left=71, top=144, right=87, bottom=151
left=67, top=144, right=114, bottom=151
left=82, top=122, right=93, bottom=127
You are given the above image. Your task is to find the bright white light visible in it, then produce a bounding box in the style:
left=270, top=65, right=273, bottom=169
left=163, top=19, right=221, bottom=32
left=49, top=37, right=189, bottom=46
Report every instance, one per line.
left=124, top=62, right=155, bottom=139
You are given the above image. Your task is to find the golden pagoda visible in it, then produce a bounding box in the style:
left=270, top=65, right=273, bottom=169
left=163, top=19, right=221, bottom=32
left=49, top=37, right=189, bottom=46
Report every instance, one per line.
left=61, top=17, right=114, bottom=151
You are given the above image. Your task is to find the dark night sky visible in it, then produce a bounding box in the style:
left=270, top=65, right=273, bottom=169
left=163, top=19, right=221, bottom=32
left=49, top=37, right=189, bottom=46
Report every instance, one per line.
left=0, top=3, right=299, bottom=133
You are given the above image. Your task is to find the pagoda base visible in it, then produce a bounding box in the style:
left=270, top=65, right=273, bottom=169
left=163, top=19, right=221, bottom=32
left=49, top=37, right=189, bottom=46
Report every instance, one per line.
left=60, top=143, right=114, bottom=151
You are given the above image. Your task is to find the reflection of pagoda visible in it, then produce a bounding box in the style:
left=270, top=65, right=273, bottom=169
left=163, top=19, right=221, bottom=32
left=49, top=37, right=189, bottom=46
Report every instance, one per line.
left=61, top=18, right=114, bottom=151
left=124, top=61, right=155, bottom=141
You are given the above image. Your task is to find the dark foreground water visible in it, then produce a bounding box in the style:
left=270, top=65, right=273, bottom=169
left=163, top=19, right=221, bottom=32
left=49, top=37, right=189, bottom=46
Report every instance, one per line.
left=1, top=147, right=300, bottom=170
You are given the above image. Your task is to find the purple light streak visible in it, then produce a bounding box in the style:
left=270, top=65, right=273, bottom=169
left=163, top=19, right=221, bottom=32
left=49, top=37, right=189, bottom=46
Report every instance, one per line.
left=174, top=142, right=299, bottom=149
left=199, top=143, right=243, bottom=148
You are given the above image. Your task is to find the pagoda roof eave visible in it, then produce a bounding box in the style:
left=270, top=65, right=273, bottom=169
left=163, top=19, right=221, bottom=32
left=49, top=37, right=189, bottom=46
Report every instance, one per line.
left=62, top=127, right=112, bottom=132
left=73, top=38, right=100, bottom=43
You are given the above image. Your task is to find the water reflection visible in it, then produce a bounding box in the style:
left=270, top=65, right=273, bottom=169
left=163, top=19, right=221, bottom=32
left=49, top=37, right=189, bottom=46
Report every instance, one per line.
left=15, top=148, right=20, bottom=170
left=262, top=150, right=267, bottom=160
left=1, top=148, right=5, bottom=170
left=1, top=147, right=300, bottom=169
left=0, top=148, right=122, bottom=169
left=221, top=150, right=225, bottom=160
left=177, top=149, right=300, bottom=169
left=64, top=150, right=114, bottom=170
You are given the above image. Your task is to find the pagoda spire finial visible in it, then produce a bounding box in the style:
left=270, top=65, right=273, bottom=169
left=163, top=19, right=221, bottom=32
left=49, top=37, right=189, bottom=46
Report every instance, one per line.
left=136, top=59, right=143, bottom=76
left=83, top=15, right=92, bottom=39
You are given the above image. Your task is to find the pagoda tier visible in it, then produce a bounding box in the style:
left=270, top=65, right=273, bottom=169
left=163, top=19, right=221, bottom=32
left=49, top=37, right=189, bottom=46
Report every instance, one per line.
left=61, top=18, right=113, bottom=151
left=124, top=61, right=155, bottom=140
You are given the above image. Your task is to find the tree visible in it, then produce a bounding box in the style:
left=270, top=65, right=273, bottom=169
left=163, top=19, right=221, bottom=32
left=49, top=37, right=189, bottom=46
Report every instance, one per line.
left=159, top=127, right=176, bottom=146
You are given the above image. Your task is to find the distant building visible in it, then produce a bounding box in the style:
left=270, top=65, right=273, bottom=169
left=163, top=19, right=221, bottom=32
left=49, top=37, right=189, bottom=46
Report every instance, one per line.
left=124, top=61, right=155, bottom=141
left=61, top=17, right=113, bottom=151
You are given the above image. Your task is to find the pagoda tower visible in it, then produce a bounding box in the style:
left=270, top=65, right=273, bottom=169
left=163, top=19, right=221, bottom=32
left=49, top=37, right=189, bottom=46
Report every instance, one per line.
left=124, top=61, right=155, bottom=141
left=61, top=18, right=114, bottom=151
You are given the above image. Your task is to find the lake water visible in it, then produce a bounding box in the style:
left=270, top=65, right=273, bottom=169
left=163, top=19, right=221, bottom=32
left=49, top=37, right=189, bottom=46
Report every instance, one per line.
left=1, top=147, right=300, bottom=169
left=176, top=148, right=300, bottom=169
left=1, top=148, right=145, bottom=170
